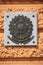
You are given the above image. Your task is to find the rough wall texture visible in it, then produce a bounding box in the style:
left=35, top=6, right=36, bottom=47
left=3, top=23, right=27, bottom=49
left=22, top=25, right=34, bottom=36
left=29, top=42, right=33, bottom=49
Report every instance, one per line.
left=0, top=61, right=43, bottom=65
left=0, top=5, right=43, bottom=29
left=0, top=4, right=43, bottom=58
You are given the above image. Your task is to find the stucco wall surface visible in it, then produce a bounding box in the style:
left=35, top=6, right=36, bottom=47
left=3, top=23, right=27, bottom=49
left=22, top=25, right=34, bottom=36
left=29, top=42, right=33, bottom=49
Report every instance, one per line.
left=0, top=4, right=43, bottom=58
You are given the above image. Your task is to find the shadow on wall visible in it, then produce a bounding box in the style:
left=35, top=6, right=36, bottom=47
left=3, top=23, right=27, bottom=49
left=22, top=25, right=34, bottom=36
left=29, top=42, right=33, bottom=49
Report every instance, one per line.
left=0, top=0, right=43, bottom=4
left=0, top=57, right=43, bottom=61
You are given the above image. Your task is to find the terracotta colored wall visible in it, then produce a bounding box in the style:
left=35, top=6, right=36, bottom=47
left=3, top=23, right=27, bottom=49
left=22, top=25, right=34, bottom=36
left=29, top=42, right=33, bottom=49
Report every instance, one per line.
left=0, top=61, right=43, bottom=65
left=0, top=4, right=43, bottom=59
left=0, top=0, right=43, bottom=4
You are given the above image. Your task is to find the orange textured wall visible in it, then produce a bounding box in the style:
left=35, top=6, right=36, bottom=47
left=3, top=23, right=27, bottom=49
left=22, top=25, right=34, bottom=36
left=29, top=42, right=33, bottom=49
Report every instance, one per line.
left=0, top=4, right=43, bottom=59
left=0, top=0, right=43, bottom=4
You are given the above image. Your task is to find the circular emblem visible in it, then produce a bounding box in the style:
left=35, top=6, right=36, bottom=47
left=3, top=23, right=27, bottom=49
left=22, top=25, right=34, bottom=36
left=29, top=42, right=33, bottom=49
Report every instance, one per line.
left=8, top=15, right=33, bottom=44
